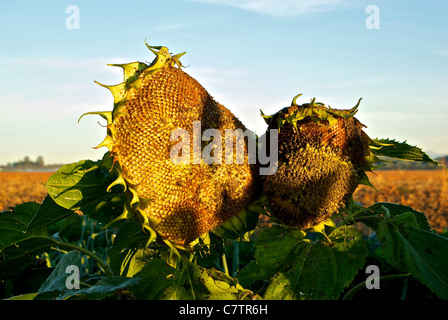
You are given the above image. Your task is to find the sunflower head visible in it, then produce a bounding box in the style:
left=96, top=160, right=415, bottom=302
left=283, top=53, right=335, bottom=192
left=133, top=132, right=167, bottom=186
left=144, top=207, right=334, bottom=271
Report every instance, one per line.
left=80, top=42, right=258, bottom=250
left=260, top=94, right=371, bottom=228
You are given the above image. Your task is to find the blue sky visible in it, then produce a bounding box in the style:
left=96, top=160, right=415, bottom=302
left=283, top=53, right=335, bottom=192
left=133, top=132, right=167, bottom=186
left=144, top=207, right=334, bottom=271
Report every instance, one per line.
left=0, top=0, right=447, bottom=165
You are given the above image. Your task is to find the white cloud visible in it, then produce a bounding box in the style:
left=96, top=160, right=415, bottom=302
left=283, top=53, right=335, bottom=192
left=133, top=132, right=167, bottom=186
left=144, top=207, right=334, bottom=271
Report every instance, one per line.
left=434, top=49, right=448, bottom=56
left=155, top=23, right=192, bottom=31
left=189, top=0, right=346, bottom=16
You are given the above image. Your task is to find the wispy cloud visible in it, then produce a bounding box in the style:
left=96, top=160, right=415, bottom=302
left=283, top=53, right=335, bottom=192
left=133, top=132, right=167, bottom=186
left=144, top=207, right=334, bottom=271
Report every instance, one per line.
left=189, top=0, right=346, bottom=16
left=0, top=56, right=133, bottom=120
left=155, top=23, right=192, bottom=32
left=434, top=49, right=448, bottom=56
left=0, top=56, right=134, bottom=77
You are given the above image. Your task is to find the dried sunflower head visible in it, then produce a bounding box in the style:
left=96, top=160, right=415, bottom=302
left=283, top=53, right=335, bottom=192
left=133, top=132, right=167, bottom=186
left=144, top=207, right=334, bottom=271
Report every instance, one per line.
left=81, top=42, right=258, bottom=249
left=259, top=94, right=372, bottom=228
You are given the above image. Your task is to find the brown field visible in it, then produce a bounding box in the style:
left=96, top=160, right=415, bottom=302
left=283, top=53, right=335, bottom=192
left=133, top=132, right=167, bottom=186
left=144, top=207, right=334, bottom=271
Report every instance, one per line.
left=0, top=172, right=53, bottom=212
left=353, top=170, right=448, bottom=233
left=1, top=169, right=447, bottom=232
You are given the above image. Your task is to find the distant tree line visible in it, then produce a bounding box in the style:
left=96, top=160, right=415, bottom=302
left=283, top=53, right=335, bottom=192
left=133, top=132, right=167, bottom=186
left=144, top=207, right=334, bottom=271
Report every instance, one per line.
left=375, top=156, right=448, bottom=170
left=1, top=156, right=62, bottom=172
left=0, top=155, right=446, bottom=172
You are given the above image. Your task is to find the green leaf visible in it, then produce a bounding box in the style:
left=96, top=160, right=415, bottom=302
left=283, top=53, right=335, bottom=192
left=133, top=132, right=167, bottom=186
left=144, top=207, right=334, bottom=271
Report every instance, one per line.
left=133, top=258, right=190, bottom=300
left=107, top=221, right=155, bottom=277
left=37, top=250, right=140, bottom=300
left=185, top=262, right=255, bottom=300
left=370, top=138, right=443, bottom=168
left=330, top=226, right=370, bottom=292
left=1, top=236, right=58, bottom=261
left=59, top=276, right=141, bottom=300
left=37, top=251, right=81, bottom=299
left=211, top=208, right=259, bottom=241
left=259, top=226, right=368, bottom=300
left=0, top=202, right=41, bottom=232
left=376, top=212, right=448, bottom=299
left=237, top=261, right=270, bottom=288
left=264, top=239, right=334, bottom=300
left=133, top=259, right=255, bottom=300
left=0, top=202, right=58, bottom=260
left=57, top=212, right=81, bottom=238
left=353, top=202, right=431, bottom=231
left=254, top=225, right=301, bottom=273
left=44, top=159, right=125, bottom=225
left=27, top=195, right=73, bottom=232
left=3, top=293, right=39, bottom=300
left=237, top=225, right=301, bottom=293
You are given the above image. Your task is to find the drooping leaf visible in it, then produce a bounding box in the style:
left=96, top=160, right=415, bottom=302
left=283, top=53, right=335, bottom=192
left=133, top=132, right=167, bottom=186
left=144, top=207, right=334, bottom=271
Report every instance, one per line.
left=0, top=202, right=43, bottom=250
left=0, top=202, right=59, bottom=260
left=27, top=195, right=74, bottom=232
left=1, top=236, right=59, bottom=261
left=264, top=239, right=336, bottom=300
left=376, top=212, right=448, bottom=299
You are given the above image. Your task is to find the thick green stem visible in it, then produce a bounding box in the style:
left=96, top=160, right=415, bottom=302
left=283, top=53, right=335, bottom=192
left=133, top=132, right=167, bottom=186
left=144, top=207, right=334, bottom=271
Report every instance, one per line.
left=221, top=253, right=229, bottom=276
left=341, top=272, right=411, bottom=300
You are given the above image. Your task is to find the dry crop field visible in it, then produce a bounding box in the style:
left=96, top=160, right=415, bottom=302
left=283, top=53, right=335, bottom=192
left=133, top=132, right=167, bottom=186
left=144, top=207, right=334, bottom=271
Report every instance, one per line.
left=353, top=169, right=448, bottom=233
left=1, top=169, right=447, bottom=232
left=0, top=172, right=52, bottom=212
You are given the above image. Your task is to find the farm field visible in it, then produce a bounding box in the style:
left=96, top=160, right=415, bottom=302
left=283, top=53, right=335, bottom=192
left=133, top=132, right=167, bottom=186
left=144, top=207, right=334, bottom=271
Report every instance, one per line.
left=0, top=172, right=52, bottom=212
left=1, top=169, right=447, bottom=232
left=353, top=169, right=448, bottom=233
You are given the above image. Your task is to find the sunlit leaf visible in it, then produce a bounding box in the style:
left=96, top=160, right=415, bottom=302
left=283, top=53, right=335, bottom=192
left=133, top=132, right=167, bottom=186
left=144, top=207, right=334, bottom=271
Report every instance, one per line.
left=44, top=159, right=125, bottom=225
left=186, top=262, right=255, bottom=300
left=371, top=138, right=443, bottom=168
left=133, top=259, right=255, bottom=300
